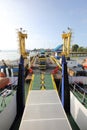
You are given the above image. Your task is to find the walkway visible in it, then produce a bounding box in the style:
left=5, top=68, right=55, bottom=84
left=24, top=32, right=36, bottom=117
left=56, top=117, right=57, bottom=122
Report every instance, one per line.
left=19, top=74, right=72, bottom=130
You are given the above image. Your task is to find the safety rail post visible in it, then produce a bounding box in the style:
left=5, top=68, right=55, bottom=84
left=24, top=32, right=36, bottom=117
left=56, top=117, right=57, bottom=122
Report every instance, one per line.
left=17, top=55, right=25, bottom=117
left=71, top=82, right=87, bottom=106
left=73, top=84, right=76, bottom=92
left=82, top=92, right=86, bottom=104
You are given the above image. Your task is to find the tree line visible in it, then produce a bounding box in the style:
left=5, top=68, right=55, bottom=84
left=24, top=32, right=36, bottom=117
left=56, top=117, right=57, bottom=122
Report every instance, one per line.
left=72, top=44, right=87, bottom=52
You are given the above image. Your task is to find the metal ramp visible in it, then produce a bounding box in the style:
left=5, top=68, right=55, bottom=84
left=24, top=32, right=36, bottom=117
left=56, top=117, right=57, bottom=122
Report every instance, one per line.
left=19, top=90, right=72, bottom=130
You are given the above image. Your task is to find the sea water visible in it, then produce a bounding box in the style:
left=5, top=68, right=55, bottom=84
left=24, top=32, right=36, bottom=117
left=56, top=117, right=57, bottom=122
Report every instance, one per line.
left=0, top=50, right=36, bottom=61
left=0, top=50, right=20, bottom=61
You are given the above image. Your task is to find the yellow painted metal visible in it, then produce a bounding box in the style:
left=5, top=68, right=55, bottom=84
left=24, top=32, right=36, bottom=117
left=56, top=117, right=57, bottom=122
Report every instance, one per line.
left=30, top=56, right=35, bottom=67
left=39, top=65, right=46, bottom=70
left=41, top=86, right=46, bottom=90
left=51, top=74, right=57, bottom=90
left=40, top=73, right=45, bottom=90
left=25, top=74, right=34, bottom=105
left=29, top=74, right=35, bottom=91
left=39, top=54, right=46, bottom=70
left=50, top=56, right=62, bottom=69
left=18, top=29, right=28, bottom=58
left=41, top=73, right=44, bottom=79
left=41, top=80, right=45, bottom=84
left=62, top=31, right=72, bottom=57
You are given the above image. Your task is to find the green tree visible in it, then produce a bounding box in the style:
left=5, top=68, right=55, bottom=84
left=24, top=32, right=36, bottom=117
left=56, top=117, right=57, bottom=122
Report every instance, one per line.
left=72, top=44, right=79, bottom=52
left=77, top=47, right=84, bottom=52
left=83, top=47, right=87, bottom=52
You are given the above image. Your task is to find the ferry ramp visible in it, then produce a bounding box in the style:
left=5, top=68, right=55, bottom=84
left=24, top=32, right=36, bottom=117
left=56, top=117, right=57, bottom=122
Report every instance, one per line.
left=19, top=74, right=72, bottom=130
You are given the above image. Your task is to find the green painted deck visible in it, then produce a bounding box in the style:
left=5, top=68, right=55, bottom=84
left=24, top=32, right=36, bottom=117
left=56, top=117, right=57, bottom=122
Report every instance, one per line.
left=32, top=74, right=54, bottom=90
left=11, top=79, right=80, bottom=130
left=32, top=74, right=40, bottom=90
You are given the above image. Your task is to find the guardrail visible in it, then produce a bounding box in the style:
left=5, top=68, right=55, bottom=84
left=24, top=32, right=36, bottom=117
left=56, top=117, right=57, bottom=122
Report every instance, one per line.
left=70, top=81, right=87, bottom=108
left=70, top=52, right=87, bottom=57
left=50, top=56, right=62, bottom=69
left=0, top=78, right=18, bottom=110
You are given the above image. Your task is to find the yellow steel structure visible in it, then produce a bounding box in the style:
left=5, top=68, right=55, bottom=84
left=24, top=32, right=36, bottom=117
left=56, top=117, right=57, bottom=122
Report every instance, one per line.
left=18, top=29, right=28, bottom=58
left=50, top=56, right=62, bottom=70
left=62, top=30, right=72, bottom=57
left=39, top=54, right=46, bottom=70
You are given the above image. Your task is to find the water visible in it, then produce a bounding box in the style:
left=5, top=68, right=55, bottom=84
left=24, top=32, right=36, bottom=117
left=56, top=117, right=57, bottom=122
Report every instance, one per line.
left=0, top=50, right=20, bottom=61
left=0, top=50, right=36, bottom=61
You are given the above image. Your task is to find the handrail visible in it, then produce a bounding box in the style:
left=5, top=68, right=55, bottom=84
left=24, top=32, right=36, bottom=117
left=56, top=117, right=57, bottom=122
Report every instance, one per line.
left=0, top=78, right=18, bottom=96
left=0, top=78, right=18, bottom=110
left=50, top=56, right=62, bottom=69
left=70, top=82, right=87, bottom=107
left=72, top=81, right=87, bottom=94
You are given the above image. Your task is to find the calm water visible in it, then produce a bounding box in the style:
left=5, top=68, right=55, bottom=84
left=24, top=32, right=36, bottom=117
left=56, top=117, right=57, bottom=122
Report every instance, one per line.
left=0, top=50, right=36, bottom=61
left=0, top=50, right=20, bottom=61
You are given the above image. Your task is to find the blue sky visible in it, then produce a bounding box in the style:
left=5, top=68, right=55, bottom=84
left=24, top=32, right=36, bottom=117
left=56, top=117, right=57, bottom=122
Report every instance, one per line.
left=0, top=0, right=87, bottom=50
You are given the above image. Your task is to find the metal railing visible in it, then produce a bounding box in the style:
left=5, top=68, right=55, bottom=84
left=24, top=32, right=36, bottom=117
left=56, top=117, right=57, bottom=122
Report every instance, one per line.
left=0, top=78, right=18, bottom=110
left=70, top=81, right=87, bottom=108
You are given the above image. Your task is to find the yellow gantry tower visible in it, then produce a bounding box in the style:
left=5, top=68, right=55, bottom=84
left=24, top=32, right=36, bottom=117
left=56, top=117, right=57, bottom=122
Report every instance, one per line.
left=18, top=28, right=28, bottom=58
left=62, top=28, right=72, bottom=57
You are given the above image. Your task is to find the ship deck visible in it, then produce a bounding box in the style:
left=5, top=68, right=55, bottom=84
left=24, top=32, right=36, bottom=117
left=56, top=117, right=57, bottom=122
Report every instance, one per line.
left=10, top=56, right=80, bottom=130
left=18, top=56, right=80, bottom=130
left=19, top=73, right=72, bottom=130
